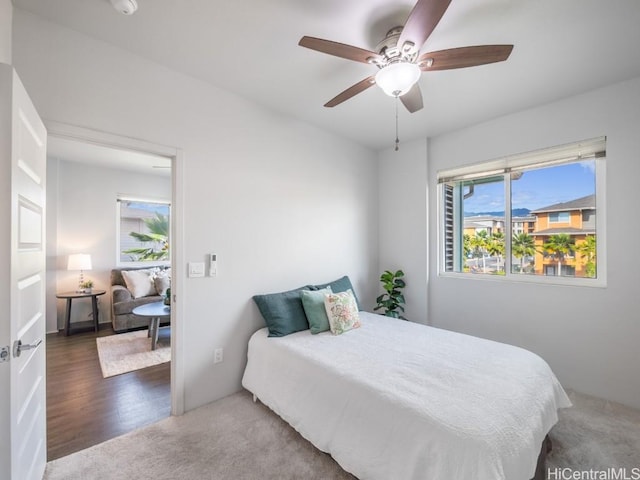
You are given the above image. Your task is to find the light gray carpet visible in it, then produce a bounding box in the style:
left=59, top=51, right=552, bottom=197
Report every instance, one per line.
left=44, top=389, right=640, bottom=480
left=546, top=389, right=640, bottom=471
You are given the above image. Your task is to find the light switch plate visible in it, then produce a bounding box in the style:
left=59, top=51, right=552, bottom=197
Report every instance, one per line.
left=188, top=262, right=205, bottom=278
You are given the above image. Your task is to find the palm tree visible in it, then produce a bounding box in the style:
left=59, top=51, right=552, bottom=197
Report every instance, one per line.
left=512, top=233, right=536, bottom=274
left=487, top=231, right=505, bottom=272
left=462, top=234, right=473, bottom=272
left=471, top=230, right=490, bottom=272
left=123, top=213, right=169, bottom=261
left=463, top=234, right=472, bottom=260
left=543, top=233, right=575, bottom=276
left=576, top=235, right=597, bottom=278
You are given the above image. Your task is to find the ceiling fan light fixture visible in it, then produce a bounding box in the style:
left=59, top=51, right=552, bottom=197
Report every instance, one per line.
left=110, top=0, right=138, bottom=15
left=375, top=62, right=421, bottom=97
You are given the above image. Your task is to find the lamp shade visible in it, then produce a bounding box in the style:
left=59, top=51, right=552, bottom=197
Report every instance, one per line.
left=375, top=62, right=421, bottom=97
left=67, top=254, right=92, bottom=271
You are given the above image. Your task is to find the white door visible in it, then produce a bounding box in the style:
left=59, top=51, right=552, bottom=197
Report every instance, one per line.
left=0, top=64, right=47, bottom=480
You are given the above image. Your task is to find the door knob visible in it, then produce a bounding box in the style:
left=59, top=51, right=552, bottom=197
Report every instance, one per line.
left=13, top=339, right=42, bottom=358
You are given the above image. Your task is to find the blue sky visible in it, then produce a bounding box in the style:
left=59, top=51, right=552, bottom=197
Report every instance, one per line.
left=128, top=201, right=170, bottom=215
left=464, top=161, right=596, bottom=214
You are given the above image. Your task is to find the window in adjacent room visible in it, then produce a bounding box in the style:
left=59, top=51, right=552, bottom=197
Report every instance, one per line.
left=117, top=197, right=171, bottom=264
left=438, top=137, right=606, bottom=286
left=548, top=211, right=570, bottom=223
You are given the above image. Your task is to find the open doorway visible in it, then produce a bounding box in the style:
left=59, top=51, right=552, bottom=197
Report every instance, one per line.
left=44, top=127, right=182, bottom=460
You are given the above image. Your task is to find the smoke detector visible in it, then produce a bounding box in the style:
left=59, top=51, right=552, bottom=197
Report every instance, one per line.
left=110, top=0, right=138, bottom=15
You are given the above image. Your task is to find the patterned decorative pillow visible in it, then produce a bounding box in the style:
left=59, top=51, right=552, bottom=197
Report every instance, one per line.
left=324, top=290, right=361, bottom=335
left=154, top=275, right=171, bottom=297
left=153, top=268, right=172, bottom=296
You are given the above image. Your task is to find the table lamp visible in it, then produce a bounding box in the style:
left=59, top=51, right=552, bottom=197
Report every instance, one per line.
left=67, top=254, right=92, bottom=292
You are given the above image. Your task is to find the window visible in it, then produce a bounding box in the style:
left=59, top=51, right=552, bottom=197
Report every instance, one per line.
left=117, top=198, right=170, bottom=264
left=438, top=137, right=605, bottom=285
left=548, top=211, right=570, bottom=223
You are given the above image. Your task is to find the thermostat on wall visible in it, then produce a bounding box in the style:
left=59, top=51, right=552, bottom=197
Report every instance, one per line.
left=209, top=254, right=217, bottom=277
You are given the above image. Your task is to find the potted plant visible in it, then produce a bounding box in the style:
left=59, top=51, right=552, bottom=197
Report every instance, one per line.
left=80, top=279, right=94, bottom=293
left=374, top=269, right=406, bottom=319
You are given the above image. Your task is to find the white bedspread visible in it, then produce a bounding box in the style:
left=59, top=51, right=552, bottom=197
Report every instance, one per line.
left=242, top=312, right=571, bottom=480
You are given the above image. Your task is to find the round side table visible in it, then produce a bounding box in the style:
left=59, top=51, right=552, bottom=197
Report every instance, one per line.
left=132, top=301, right=171, bottom=350
left=56, top=290, right=107, bottom=335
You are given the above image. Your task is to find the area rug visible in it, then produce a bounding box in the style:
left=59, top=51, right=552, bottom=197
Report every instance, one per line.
left=96, top=330, right=170, bottom=378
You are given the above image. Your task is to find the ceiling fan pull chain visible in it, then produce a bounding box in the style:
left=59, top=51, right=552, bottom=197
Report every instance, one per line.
left=395, top=95, right=400, bottom=151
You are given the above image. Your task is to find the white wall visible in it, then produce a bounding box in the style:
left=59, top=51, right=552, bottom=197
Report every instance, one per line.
left=375, top=77, right=640, bottom=409
left=426, top=77, right=640, bottom=409
left=45, top=158, right=171, bottom=333
left=0, top=0, right=11, bottom=64
left=12, top=10, right=379, bottom=410
left=377, top=139, right=428, bottom=323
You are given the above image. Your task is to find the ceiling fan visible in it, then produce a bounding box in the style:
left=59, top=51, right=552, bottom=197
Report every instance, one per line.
left=299, top=0, right=513, bottom=114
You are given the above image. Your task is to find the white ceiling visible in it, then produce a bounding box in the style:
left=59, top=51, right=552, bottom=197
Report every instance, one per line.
left=14, top=0, right=640, bottom=151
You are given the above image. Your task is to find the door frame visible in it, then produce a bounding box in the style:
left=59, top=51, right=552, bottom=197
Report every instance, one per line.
left=44, top=120, right=185, bottom=415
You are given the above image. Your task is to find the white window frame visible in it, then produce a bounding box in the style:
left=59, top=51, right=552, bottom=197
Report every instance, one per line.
left=437, top=137, right=607, bottom=288
left=116, top=195, right=171, bottom=267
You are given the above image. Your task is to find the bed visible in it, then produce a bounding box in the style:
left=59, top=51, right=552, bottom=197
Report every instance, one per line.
left=242, top=311, right=571, bottom=480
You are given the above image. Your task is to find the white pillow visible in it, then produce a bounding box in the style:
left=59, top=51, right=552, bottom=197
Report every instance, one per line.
left=154, top=272, right=171, bottom=296
left=121, top=269, right=157, bottom=299
left=324, top=289, right=361, bottom=335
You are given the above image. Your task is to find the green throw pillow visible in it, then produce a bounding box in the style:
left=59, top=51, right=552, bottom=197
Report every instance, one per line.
left=301, top=287, right=332, bottom=334
left=312, top=275, right=362, bottom=311
left=253, top=286, right=310, bottom=337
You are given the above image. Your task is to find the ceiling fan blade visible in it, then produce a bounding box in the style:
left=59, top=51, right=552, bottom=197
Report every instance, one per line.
left=419, top=45, right=514, bottom=71
left=299, top=36, right=383, bottom=64
left=398, top=0, right=452, bottom=52
left=400, top=84, right=424, bottom=113
left=325, top=76, right=376, bottom=108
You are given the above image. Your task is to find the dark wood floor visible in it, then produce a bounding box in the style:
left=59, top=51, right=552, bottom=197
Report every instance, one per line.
left=46, top=324, right=171, bottom=461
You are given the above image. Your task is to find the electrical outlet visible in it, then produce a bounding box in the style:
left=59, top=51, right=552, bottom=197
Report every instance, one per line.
left=214, top=348, right=224, bottom=364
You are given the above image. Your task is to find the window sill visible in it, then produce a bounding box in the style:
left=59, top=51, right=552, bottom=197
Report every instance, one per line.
left=437, top=270, right=607, bottom=288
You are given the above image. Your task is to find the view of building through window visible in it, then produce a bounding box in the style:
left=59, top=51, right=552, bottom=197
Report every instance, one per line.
left=118, top=199, right=170, bottom=263
left=442, top=155, right=600, bottom=280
